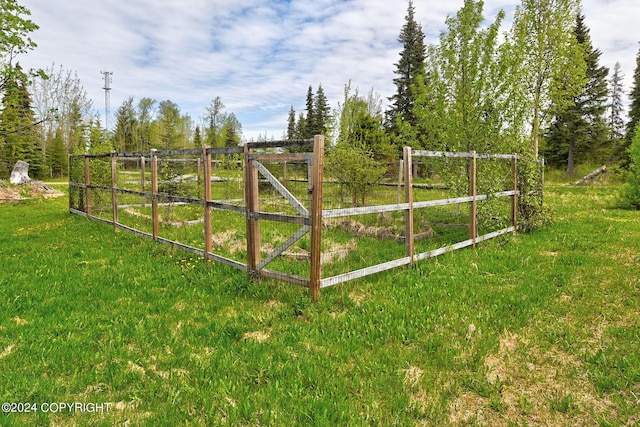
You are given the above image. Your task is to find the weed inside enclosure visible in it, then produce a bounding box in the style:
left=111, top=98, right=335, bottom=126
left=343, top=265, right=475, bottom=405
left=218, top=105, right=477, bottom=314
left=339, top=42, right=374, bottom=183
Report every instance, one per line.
left=69, top=137, right=544, bottom=300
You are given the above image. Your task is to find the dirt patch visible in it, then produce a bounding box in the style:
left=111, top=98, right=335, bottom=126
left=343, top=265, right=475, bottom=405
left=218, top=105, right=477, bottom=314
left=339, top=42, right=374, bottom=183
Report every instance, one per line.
left=0, top=344, right=16, bottom=360
left=12, top=317, right=28, bottom=326
left=349, top=291, right=366, bottom=306
left=325, top=217, right=434, bottom=241
left=262, top=239, right=356, bottom=265
left=212, top=230, right=244, bottom=253
left=243, top=331, right=270, bottom=343
left=127, top=361, right=146, bottom=376
left=0, top=182, right=64, bottom=202
left=402, top=365, right=424, bottom=388
left=448, top=329, right=617, bottom=426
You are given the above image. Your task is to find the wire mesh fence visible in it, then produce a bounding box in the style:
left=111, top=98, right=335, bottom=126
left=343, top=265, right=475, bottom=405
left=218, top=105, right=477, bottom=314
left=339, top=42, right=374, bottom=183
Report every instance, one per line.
left=69, top=137, right=543, bottom=300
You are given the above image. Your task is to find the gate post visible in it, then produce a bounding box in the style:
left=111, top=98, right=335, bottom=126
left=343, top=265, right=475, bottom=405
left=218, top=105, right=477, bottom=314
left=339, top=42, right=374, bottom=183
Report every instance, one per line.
left=111, top=151, right=119, bottom=230
left=403, top=147, right=414, bottom=263
left=511, top=154, right=518, bottom=230
left=141, top=155, right=146, bottom=208
left=84, top=155, right=92, bottom=217
left=469, top=151, right=477, bottom=247
left=309, top=135, right=325, bottom=301
left=245, top=144, right=261, bottom=274
left=203, top=146, right=212, bottom=261
left=151, top=149, right=159, bottom=240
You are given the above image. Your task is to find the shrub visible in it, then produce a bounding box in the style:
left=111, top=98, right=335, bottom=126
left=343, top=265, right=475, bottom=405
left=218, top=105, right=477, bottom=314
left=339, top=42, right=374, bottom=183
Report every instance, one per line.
left=620, top=123, right=640, bottom=209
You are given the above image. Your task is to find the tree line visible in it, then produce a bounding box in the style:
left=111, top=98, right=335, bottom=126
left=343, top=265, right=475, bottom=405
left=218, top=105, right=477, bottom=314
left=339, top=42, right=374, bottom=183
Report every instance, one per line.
left=0, top=0, right=243, bottom=179
left=2, top=0, right=640, bottom=188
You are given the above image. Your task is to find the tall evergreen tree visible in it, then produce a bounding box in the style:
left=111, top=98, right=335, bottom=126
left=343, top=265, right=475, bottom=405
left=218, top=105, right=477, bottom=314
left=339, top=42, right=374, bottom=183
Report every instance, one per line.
left=609, top=62, right=626, bottom=142
left=624, top=45, right=640, bottom=167
left=386, top=1, right=426, bottom=138
left=286, top=106, right=296, bottom=140
left=609, top=62, right=627, bottom=162
left=311, top=84, right=330, bottom=137
left=0, top=64, right=43, bottom=178
left=193, top=125, right=202, bottom=148
left=544, top=13, right=609, bottom=174
left=47, top=126, right=67, bottom=177
left=295, top=112, right=306, bottom=140
left=157, top=100, right=181, bottom=149
left=304, top=86, right=315, bottom=139
left=113, top=97, right=138, bottom=152
left=222, top=113, right=242, bottom=147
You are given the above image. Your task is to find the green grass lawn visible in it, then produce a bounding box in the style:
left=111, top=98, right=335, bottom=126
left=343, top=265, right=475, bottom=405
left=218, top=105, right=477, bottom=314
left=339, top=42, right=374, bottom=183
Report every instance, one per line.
left=0, top=183, right=638, bottom=426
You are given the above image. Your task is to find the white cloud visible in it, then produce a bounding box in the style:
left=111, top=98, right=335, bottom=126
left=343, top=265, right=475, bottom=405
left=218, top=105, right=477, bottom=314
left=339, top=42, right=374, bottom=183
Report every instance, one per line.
left=16, top=0, right=640, bottom=141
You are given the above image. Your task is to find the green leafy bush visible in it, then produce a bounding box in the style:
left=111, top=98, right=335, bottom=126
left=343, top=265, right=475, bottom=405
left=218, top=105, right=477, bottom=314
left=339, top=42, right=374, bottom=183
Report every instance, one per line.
left=620, top=123, right=640, bottom=209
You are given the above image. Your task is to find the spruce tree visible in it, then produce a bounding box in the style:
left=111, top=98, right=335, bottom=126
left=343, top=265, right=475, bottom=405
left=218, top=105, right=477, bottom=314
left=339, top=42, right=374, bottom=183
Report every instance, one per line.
left=386, top=1, right=426, bottom=138
left=304, top=86, right=315, bottom=139
left=47, top=127, right=67, bottom=177
left=311, top=84, right=330, bottom=137
left=0, top=64, right=43, bottom=178
left=113, top=97, right=138, bottom=152
left=624, top=45, right=640, bottom=167
left=609, top=62, right=626, bottom=143
left=193, top=125, right=202, bottom=148
left=544, top=13, right=609, bottom=174
left=286, top=106, right=296, bottom=140
left=295, top=112, right=306, bottom=140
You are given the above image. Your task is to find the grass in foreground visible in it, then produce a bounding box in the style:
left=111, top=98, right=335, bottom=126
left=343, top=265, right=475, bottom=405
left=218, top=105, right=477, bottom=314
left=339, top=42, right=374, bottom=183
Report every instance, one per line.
left=0, top=184, right=638, bottom=426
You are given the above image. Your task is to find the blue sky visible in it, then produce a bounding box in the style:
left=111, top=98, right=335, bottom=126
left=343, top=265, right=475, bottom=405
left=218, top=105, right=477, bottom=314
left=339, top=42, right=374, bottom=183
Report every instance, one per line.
left=18, top=0, right=640, bottom=141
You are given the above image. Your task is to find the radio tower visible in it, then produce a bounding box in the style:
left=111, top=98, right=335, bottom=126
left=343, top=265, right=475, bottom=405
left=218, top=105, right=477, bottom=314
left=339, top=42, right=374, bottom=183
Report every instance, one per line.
left=101, top=71, right=113, bottom=133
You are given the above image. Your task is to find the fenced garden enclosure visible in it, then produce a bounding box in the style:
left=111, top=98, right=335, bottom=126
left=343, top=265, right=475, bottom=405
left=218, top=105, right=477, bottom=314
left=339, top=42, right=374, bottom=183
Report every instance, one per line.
left=68, top=136, right=544, bottom=300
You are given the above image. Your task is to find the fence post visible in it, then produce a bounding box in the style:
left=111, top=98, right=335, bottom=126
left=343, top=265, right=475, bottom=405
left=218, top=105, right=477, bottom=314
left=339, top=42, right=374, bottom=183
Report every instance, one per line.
left=310, top=135, right=325, bottom=302
left=151, top=149, right=159, bottom=240
left=511, top=154, right=518, bottom=230
left=111, top=151, right=119, bottom=231
left=397, top=159, right=404, bottom=205
left=141, top=155, right=146, bottom=208
left=469, top=151, right=477, bottom=247
left=68, top=154, right=73, bottom=212
left=283, top=161, right=288, bottom=188
left=203, top=146, right=212, bottom=262
left=197, top=157, right=202, bottom=186
left=84, top=155, right=92, bottom=217
left=403, top=147, right=414, bottom=263
left=244, top=144, right=261, bottom=274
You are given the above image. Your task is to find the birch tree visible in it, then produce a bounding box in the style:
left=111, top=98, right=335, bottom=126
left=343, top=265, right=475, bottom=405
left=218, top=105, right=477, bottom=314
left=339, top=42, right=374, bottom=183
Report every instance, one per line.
left=508, top=0, right=585, bottom=158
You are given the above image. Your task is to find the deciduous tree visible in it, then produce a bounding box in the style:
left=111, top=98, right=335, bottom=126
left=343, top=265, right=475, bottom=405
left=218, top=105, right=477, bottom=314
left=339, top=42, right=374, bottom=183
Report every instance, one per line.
left=544, top=13, right=609, bottom=174
left=508, top=0, right=585, bottom=158
left=30, top=63, right=93, bottom=154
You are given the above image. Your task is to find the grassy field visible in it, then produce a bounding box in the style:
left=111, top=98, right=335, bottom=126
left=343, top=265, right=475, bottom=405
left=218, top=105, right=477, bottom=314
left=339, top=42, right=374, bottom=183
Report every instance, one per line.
left=0, top=181, right=638, bottom=426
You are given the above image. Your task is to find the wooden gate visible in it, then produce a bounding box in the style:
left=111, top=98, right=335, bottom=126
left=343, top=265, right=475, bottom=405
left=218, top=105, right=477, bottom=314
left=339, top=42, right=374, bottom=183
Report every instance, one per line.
left=243, top=135, right=325, bottom=300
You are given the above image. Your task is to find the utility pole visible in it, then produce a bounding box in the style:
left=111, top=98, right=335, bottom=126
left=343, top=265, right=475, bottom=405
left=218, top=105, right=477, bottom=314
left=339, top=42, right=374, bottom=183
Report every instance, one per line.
left=101, top=71, right=113, bottom=135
